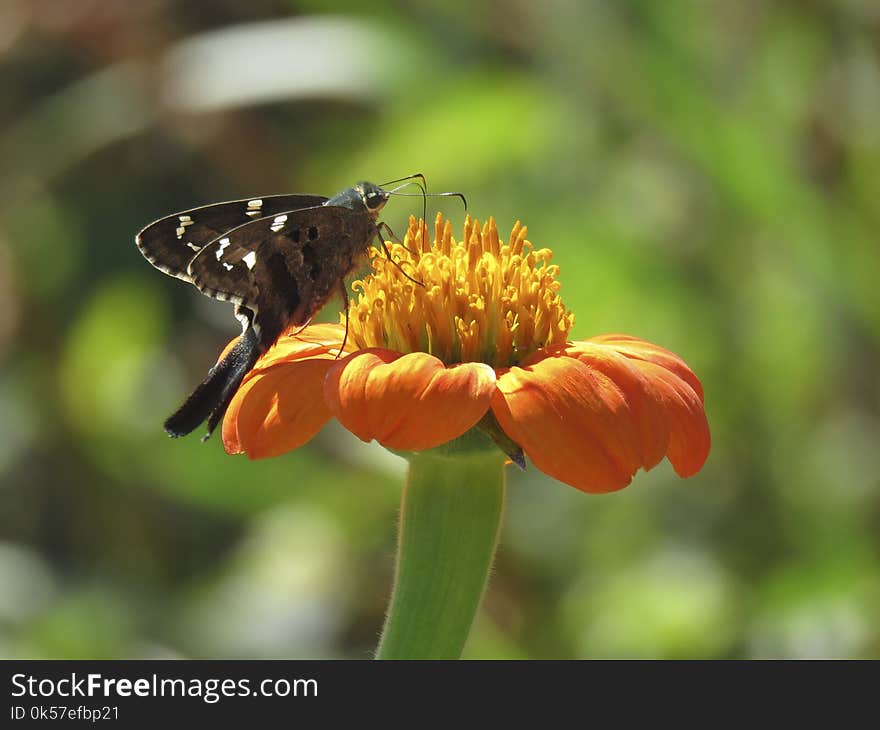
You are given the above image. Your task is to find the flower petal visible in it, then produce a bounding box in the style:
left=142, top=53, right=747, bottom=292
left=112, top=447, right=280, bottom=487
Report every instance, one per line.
left=492, top=353, right=644, bottom=493
left=324, top=349, right=496, bottom=451
left=222, top=356, right=336, bottom=459
left=254, top=322, right=352, bottom=371
left=587, top=334, right=704, bottom=401
left=627, top=358, right=710, bottom=477
left=563, top=340, right=709, bottom=477
left=494, top=338, right=710, bottom=492
left=215, top=322, right=349, bottom=371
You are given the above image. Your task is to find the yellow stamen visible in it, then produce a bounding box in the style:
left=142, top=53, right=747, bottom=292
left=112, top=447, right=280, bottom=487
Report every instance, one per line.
left=345, top=214, right=575, bottom=367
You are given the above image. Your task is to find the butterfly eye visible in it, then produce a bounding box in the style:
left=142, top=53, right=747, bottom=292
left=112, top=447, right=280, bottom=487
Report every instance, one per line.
left=365, top=190, right=386, bottom=211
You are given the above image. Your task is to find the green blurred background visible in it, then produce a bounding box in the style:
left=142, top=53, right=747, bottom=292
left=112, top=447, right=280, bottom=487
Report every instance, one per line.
left=1, top=0, right=878, bottom=659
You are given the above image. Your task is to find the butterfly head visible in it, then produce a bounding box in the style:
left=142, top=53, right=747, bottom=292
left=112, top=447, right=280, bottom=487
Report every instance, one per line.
left=325, top=181, right=389, bottom=218
left=357, top=181, right=389, bottom=216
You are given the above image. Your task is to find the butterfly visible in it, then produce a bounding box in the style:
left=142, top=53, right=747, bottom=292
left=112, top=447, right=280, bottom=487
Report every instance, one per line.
left=137, top=179, right=423, bottom=441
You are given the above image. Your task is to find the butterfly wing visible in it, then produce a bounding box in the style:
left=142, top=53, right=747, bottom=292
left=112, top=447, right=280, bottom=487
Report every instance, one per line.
left=187, top=204, right=374, bottom=350
left=135, top=194, right=328, bottom=282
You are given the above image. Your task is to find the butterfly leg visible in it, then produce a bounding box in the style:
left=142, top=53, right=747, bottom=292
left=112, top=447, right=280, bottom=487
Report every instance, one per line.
left=378, top=221, right=424, bottom=258
left=338, top=280, right=350, bottom=359
left=378, top=221, right=404, bottom=246
left=289, top=317, right=314, bottom=337
left=376, top=226, right=424, bottom=287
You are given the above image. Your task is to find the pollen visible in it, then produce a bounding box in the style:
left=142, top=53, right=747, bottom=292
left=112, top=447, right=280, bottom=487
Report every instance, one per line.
left=345, top=214, right=575, bottom=367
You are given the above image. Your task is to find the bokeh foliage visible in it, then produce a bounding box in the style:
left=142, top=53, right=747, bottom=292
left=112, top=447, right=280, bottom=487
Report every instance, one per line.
left=0, top=0, right=878, bottom=658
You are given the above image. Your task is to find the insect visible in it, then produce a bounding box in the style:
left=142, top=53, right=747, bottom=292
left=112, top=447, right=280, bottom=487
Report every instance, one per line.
left=136, top=176, right=464, bottom=441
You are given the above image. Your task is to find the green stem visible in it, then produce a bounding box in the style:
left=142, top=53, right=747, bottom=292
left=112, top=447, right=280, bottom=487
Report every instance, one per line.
left=376, top=450, right=507, bottom=659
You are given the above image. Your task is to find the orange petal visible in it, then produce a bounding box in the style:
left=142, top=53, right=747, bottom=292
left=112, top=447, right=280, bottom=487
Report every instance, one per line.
left=563, top=340, right=709, bottom=477
left=215, top=322, right=348, bottom=370
left=222, top=356, right=336, bottom=459
left=587, top=334, right=704, bottom=401
left=492, top=353, right=644, bottom=493
left=626, top=358, right=710, bottom=477
left=324, top=349, right=496, bottom=451
left=542, top=343, right=671, bottom=471
left=494, top=338, right=710, bottom=493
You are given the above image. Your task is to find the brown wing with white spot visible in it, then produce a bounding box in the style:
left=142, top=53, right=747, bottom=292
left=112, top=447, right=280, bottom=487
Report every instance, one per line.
left=135, top=194, right=328, bottom=282
left=187, top=205, right=367, bottom=350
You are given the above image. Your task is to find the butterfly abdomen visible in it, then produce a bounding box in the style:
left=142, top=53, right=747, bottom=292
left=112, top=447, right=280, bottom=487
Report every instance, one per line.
left=164, top=326, right=262, bottom=439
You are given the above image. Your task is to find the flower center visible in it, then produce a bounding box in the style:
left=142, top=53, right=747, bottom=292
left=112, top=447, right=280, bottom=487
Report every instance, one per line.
left=345, top=213, right=574, bottom=367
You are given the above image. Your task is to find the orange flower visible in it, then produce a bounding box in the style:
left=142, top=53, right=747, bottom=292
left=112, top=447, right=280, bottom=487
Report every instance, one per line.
left=221, top=215, right=710, bottom=493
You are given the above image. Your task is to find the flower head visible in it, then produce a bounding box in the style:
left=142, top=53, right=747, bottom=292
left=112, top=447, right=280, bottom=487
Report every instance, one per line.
left=221, top=215, right=710, bottom=493
left=346, top=216, right=574, bottom=367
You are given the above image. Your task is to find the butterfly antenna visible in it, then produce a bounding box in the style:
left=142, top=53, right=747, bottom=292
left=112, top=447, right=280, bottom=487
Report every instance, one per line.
left=388, top=191, right=467, bottom=212
left=386, top=180, right=428, bottom=228
left=381, top=173, right=427, bottom=191
left=383, top=173, right=443, bottom=223
left=382, top=172, right=467, bottom=218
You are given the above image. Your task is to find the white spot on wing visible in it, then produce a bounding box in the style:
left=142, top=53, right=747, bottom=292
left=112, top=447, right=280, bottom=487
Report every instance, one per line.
left=242, top=251, right=257, bottom=270
left=215, top=237, right=231, bottom=260
left=186, top=242, right=200, bottom=251
left=270, top=214, right=287, bottom=233
left=246, top=199, right=263, bottom=218
left=176, top=215, right=194, bottom=240
left=222, top=262, right=233, bottom=271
